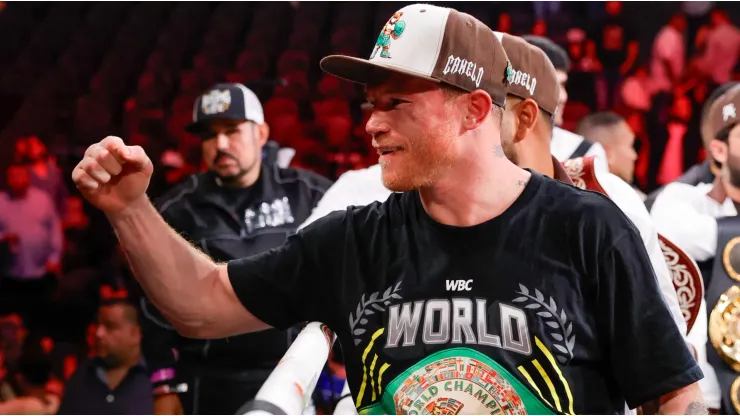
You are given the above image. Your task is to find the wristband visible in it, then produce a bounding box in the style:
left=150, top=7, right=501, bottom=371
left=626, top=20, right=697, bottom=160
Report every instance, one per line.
left=153, top=383, right=188, bottom=397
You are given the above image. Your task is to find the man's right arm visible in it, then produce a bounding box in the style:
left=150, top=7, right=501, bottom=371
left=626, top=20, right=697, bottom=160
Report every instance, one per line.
left=73, top=137, right=336, bottom=339
left=108, top=197, right=269, bottom=339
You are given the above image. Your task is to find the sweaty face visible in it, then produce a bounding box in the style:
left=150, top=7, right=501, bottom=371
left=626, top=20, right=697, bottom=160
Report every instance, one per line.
left=200, top=120, right=262, bottom=184
left=554, top=70, right=568, bottom=126
left=94, top=305, right=140, bottom=368
left=604, top=121, right=638, bottom=182
left=6, top=165, right=29, bottom=195
left=365, top=74, right=462, bottom=192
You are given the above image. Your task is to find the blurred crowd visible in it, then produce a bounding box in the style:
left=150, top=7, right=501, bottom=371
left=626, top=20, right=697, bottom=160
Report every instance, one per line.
left=0, top=1, right=738, bottom=414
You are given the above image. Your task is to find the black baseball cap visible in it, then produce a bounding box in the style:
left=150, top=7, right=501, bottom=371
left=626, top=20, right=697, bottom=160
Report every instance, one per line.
left=185, top=83, right=265, bottom=135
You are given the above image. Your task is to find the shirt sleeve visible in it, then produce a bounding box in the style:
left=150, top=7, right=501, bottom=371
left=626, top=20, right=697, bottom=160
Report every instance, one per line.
left=596, top=228, right=703, bottom=409
left=650, top=184, right=717, bottom=262
left=584, top=142, right=610, bottom=173
left=228, top=211, right=346, bottom=331
left=595, top=172, right=687, bottom=338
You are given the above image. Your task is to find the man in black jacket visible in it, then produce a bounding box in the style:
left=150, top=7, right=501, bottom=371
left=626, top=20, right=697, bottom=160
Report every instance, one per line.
left=139, top=83, right=332, bottom=414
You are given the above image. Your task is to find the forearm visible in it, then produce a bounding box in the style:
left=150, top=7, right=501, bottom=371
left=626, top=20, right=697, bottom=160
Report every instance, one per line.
left=643, top=384, right=707, bottom=415
left=659, top=396, right=706, bottom=415
left=108, top=196, right=223, bottom=334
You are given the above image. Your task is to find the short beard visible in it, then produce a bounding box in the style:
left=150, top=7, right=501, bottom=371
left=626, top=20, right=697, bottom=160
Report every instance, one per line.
left=99, top=353, right=123, bottom=369
left=214, top=169, right=249, bottom=186
left=380, top=120, right=457, bottom=192
left=729, top=163, right=740, bottom=188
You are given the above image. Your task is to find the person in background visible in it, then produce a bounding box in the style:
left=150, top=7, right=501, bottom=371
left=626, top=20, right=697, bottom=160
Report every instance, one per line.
left=651, top=14, right=687, bottom=96
left=25, top=136, right=69, bottom=218
left=576, top=112, right=638, bottom=185
left=522, top=35, right=610, bottom=172
left=12, top=138, right=28, bottom=164
left=58, top=298, right=152, bottom=414
left=0, top=335, right=59, bottom=415
left=578, top=40, right=603, bottom=73
left=591, top=1, right=640, bottom=106
left=141, top=82, right=332, bottom=415
left=0, top=163, right=62, bottom=332
left=645, top=82, right=738, bottom=211
left=695, top=9, right=740, bottom=87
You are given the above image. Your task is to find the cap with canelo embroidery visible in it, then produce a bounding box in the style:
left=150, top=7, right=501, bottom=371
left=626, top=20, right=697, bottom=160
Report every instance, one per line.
left=711, top=84, right=740, bottom=139
left=320, top=3, right=513, bottom=108
left=495, top=32, right=559, bottom=116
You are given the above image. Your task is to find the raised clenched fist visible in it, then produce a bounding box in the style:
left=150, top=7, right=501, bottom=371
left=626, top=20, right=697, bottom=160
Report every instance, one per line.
left=71, top=136, right=153, bottom=215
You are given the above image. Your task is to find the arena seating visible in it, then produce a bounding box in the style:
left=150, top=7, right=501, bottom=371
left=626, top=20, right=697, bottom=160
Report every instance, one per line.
left=0, top=1, right=690, bottom=174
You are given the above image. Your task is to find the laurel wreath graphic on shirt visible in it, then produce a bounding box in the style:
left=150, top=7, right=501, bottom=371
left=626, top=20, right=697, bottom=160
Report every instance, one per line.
left=512, top=283, right=575, bottom=364
left=348, top=281, right=403, bottom=346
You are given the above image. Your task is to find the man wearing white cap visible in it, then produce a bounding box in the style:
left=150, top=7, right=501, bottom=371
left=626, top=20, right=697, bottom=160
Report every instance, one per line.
left=136, top=83, right=332, bottom=414
left=72, top=5, right=703, bottom=414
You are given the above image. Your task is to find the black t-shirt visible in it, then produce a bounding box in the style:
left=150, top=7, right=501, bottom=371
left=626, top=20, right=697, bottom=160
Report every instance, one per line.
left=228, top=172, right=702, bottom=414
left=218, top=185, right=254, bottom=218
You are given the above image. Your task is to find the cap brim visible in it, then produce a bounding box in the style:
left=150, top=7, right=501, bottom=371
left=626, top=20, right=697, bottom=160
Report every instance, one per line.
left=184, top=118, right=250, bottom=137
left=320, top=55, right=440, bottom=86
left=184, top=121, right=206, bottom=135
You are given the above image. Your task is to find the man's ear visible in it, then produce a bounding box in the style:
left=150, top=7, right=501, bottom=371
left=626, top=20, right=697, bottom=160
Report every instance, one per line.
left=257, top=123, right=270, bottom=147
left=516, top=98, right=539, bottom=140
left=463, top=90, right=493, bottom=130
left=709, top=139, right=728, bottom=165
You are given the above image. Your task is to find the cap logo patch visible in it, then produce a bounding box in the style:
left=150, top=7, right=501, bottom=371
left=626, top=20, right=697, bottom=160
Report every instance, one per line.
left=504, top=60, right=514, bottom=86
left=510, top=67, right=537, bottom=95
left=201, top=89, right=231, bottom=115
left=443, top=55, right=484, bottom=88
left=724, top=103, right=737, bottom=122
left=370, top=11, right=406, bottom=59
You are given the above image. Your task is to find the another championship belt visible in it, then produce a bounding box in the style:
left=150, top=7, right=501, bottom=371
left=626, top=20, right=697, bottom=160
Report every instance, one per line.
left=709, top=285, right=740, bottom=371
left=562, top=156, right=704, bottom=333
left=706, top=216, right=740, bottom=414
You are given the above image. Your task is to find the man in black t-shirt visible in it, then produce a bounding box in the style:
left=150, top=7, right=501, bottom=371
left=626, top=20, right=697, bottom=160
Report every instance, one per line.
left=71, top=4, right=705, bottom=415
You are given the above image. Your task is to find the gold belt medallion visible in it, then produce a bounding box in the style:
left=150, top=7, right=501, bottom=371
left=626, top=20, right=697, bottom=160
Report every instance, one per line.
left=723, top=237, right=740, bottom=282
left=710, top=286, right=740, bottom=372
left=732, top=376, right=740, bottom=414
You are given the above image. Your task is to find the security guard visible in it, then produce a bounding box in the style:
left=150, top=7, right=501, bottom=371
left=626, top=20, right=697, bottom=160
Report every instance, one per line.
left=139, top=83, right=333, bottom=415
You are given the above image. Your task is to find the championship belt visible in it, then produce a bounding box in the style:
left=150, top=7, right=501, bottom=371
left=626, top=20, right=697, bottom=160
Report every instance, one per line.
left=562, top=156, right=704, bottom=333
left=708, top=216, right=740, bottom=414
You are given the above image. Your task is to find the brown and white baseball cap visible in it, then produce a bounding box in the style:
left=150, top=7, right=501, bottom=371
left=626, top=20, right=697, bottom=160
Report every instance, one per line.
left=711, top=84, right=740, bottom=139
left=495, top=32, right=559, bottom=116
left=320, top=3, right=514, bottom=108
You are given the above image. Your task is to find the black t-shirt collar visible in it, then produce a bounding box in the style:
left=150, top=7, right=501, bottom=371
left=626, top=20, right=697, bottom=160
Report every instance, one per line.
left=414, top=169, right=543, bottom=239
